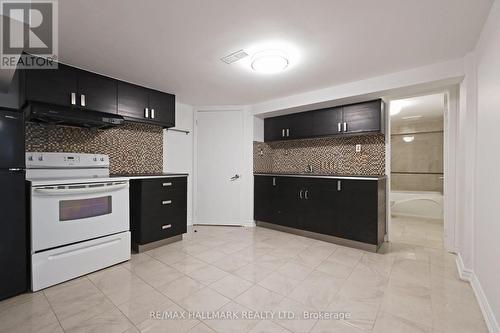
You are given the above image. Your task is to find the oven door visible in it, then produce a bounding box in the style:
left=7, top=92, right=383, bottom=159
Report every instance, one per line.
left=31, top=181, right=129, bottom=252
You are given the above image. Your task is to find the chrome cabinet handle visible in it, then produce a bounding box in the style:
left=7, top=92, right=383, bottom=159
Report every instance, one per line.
left=282, top=129, right=285, bottom=138
left=343, top=122, right=347, bottom=132
left=81, top=94, right=86, bottom=107
left=71, top=92, right=76, bottom=105
left=162, top=200, right=172, bottom=205
left=162, top=224, right=172, bottom=230
left=286, top=128, right=290, bottom=137
left=338, top=122, right=342, bottom=132
left=162, top=182, right=172, bottom=187
left=304, top=190, right=309, bottom=200
left=337, top=180, right=342, bottom=191
left=151, top=108, right=155, bottom=119
left=272, top=177, right=276, bottom=186
left=145, top=107, right=149, bottom=118
left=299, top=189, right=303, bottom=199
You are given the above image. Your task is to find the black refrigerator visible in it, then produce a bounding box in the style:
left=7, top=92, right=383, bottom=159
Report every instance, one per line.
left=0, top=109, right=27, bottom=300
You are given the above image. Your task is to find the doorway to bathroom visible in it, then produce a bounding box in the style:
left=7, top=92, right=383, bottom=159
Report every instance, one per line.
left=389, top=93, right=445, bottom=249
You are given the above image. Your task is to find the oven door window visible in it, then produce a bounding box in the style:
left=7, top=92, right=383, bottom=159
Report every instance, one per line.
left=59, top=196, right=112, bottom=221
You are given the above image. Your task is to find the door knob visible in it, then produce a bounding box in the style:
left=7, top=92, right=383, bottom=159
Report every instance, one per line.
left=230, top=174, right=240, bottom=181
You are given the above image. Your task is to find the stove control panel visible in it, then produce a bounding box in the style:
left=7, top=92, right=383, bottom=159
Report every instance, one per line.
left=26, top=152, right=109, bottom=169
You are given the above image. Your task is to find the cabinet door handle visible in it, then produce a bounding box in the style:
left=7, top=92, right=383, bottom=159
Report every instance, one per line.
left=162, top=200, right=172, bottom=205
left=338, top=122, right=342, bottom=132
left=162, top=182, right=172, bottom=187
left=162, top=224, right=172, bottom=230
left=145, top=107, right=149, bottom=118
left=151, top=108, right=155, bottom=119
left=343, top=122, right=347, bottom=132
left=71, top=92, right=76, bottom=105
left=304, top=190, right=309, bottom=200
left=282, top=129, right=285, bottom=138
left=337, top=180, right=342, bottom=191
left=286, top=128, right=290, bottom=137
left=81, top=94, right=86, bottom=107
left=299, top=189, right=303, bottom=199
left=272, top=177, right=276, bottom=186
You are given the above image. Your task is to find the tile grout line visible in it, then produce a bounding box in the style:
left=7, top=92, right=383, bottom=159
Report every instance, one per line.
left=86, top=276, right=138, bottom=333
left=41, top=289, right=66, bottom=332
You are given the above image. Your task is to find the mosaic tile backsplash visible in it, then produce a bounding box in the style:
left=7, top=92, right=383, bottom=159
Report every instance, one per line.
left=25, top=122, right=163, bottom=174
left=254, top=134, right=386, bottom=176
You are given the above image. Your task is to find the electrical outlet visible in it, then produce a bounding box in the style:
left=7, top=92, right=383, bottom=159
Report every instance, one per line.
left=355, top=144, right=362, bottom=152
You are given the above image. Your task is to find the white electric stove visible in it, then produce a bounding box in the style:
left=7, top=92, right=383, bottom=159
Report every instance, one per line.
left=26, top=152, right=131, bottom=291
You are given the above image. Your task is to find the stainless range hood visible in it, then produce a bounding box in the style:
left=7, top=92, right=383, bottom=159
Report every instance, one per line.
left=24, top=103, right=124, bottom=129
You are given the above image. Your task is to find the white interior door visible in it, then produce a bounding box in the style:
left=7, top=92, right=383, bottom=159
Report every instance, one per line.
left=195, top=110, right=244, bottom=225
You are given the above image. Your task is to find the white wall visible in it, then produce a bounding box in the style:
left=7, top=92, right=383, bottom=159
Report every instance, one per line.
left=253, top=58, right=464, bottom=117
left=469, top=0, right=500, bottom=330
left=163, top=102, right=194, bottom=225
left=253, top=116, right=264, bottom=142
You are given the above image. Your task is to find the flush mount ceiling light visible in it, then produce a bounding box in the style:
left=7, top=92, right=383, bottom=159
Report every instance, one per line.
left=402, top=115, right=423, bottom=120
left=251, top=50, right=289, bottom=74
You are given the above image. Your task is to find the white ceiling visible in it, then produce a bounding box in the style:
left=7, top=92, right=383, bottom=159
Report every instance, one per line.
left=391, top=93, right=445, bottom=124
left=58, top=0, right=493, bottom=105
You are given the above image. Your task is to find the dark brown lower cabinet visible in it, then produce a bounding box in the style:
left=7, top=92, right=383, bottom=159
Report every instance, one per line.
left=130, top=176, right=187, bottom=251
left=254, top=175, right=386, bottom=248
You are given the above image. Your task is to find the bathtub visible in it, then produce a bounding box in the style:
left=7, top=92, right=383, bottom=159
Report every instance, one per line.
left=390, top=191, right=443, bottom=220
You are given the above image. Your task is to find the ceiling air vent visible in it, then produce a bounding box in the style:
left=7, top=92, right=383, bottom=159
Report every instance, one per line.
left=220, top=50, right=249, bottom=64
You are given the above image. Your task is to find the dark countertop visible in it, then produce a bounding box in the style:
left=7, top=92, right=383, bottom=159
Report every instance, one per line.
left=254, top=173, right=386, bottom=180
left=111, top=173, right=188, bottom=179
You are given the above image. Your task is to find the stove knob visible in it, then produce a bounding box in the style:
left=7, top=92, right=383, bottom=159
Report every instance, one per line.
left=93, top=157, right=97, bottom=162
left=28, top=155, right=33, bottom=161
left=100, top=157, right=105, bottom=162
left=38, top=156, right=43, bottom=161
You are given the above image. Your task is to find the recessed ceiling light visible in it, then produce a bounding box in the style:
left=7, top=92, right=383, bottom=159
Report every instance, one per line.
left=251, top=50, right=289, bottom=74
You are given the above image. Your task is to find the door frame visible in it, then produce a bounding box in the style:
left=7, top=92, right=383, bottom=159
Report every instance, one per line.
left=385, top=86, right=459, bottom=252
left=193, top=105, right=254, bottom=226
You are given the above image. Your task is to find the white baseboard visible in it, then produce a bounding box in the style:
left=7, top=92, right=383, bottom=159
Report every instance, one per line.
left=455, top=254, right=500, bottom=333
left=455, top=253, right=474, bottom=281
left=192, top=218, right=255, bottom=227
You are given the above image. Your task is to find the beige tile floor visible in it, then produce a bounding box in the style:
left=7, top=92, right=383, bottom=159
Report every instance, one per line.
left=0, top=217, right=488, bottom=333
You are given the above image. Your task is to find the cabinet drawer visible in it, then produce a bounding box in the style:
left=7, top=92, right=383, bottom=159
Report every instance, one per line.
left=140, top=177, right=187, bottom=195
left=139, top=214, right=186, bottom=244
left=141, top=193, right=187, bottom=220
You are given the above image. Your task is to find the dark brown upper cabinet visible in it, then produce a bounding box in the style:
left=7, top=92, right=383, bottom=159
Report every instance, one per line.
left=21, top=57, right=176, bottom=127
left=117, top=82, right=176, bottom=127
left=312, top=106, right=343, bottom=136
left=76, top=70, right=117, bottom=114
left=148, top=90, right=175, bottom=127
left=264, top=113, right=313, bottom=141
left=24, top=65, right=117, bottom=114
left=263, top=99, right=384, bottom=142
left=342, top=99, right=383, bottom=134
left=117, top=82, right=149, bottom=119
left=24, top=63, right=78, bottom=108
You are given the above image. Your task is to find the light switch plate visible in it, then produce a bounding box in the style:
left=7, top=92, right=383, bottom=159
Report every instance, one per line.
left=355, top=144, right=362, bottom=152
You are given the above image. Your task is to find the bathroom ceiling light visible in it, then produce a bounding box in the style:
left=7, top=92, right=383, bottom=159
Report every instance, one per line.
left=251, top=50, right=289, bottom=74
left=390, top=100, right=413, bottom=116
left=403, top=136, right=415, bottom=143
left=402, top=115, right=423, bottom=120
